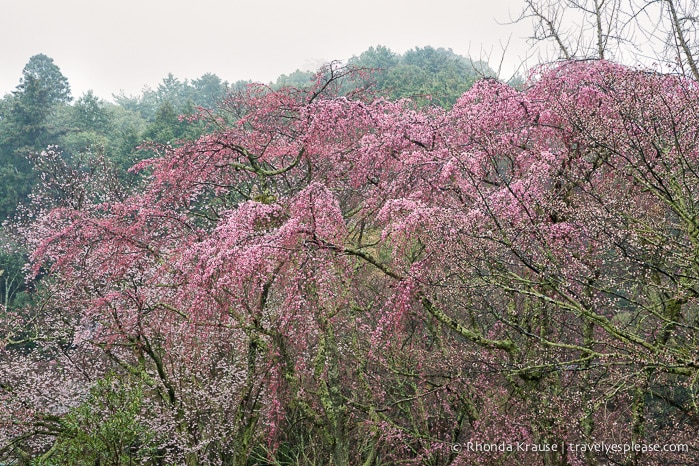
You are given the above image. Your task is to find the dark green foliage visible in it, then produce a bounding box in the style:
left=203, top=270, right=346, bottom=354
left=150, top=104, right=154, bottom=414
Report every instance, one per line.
left=0, top=55, right=73, bottom=219
left=273, top=69, right=316, bottom=88
left=0, top=250, right=28, bottom=310
left=142, top=100, right=205, bottom=145
left=191, top=72, right=231, bottom=109
left=350, top=45, right=495, bottom=108
left=72, top=90, right=110, bottom=133
left=102, top=105, right=149, bottom=172
left=33, top=375, right=160, bottom=466
left=351, top=44, right=400, bottom=70
left=5, top=54, right=72, bottom=152
left=16, top=54, right=72, bottom=107
left=113, top=72, right=230, bottom=122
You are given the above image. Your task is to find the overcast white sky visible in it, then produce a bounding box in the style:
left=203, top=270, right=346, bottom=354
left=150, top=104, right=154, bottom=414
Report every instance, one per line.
left=1, top=0, right=536, bottom=100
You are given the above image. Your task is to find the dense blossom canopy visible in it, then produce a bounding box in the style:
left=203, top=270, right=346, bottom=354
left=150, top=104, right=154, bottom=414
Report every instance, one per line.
left=2, top=61, right=699, bottom=464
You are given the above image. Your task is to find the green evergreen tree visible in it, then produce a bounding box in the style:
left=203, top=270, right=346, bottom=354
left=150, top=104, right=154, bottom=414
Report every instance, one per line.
left=0, top=54, right=72, bottom=219
left=191, top=73, right=229, bottom=108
